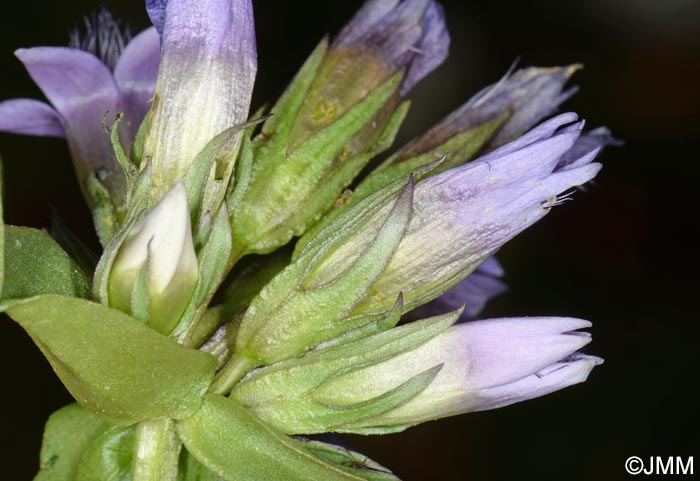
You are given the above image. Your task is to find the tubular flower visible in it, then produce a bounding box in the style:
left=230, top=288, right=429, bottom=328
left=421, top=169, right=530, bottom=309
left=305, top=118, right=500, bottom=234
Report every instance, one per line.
left=143, top=0, right=257, bottom=201
left=317, top=317, right=603, bottom=429
left=0, top=11, right=160, bottom=208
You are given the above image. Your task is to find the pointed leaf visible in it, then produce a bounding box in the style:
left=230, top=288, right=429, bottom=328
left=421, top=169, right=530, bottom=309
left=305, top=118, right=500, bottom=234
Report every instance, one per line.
left=177, top=394, right=380, bottom=481
left=2, top=295, right=217, bottom=425
left=300, top=440, right=400, bottom=481
left=2, top=226, right=91, bottom=300
left=34, top=403, right=111, bottom=481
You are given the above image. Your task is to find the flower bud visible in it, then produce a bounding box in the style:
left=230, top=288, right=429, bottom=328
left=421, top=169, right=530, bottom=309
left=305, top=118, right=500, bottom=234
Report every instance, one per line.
left=108, top=183, right=198, bottom=335
left=232, top=316, right=601, bottom=434
left=143, top=0, right=257, bottom=201
left=299, top=113, right=606, bottom=316
left=318, top=317, right=602, bottom=429
left=229, top=0, right=448, bottom=256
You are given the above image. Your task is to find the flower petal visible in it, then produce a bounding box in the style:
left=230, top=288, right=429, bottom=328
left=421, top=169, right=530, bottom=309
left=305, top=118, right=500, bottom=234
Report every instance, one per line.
left=402, top=2, right=450, bottom=95
left=15, top=47, right=119, bottom=126
left=0, top=98, right=65, bottom=137
left=146, top=0, right=168, bottom=34
left=114, top=27, right=161, bottom=144
left=471, top=353, right=603, bottom=411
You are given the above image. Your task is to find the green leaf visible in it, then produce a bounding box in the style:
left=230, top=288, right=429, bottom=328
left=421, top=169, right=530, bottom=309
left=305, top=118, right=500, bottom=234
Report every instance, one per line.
left=2, top=295, right=217, bottom=425
left=300, top=440, right=400, bottom=481
left=34, top=403, right=111, bottom=481
left=231, top=311, right=457, bottom=434
left=177, top=394, right=387, bottom=481
left=2, top=226, right=91, bottom=300
left=74, top=425, right=135, bottom=481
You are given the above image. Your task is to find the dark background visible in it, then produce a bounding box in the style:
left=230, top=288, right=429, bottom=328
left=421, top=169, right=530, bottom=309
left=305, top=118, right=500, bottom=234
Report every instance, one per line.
left=1, top=1, right=698, bottom=480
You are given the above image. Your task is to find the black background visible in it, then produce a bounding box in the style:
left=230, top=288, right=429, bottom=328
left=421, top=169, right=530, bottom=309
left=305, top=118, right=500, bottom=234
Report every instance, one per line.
left=1, top=1, right=698, bottom=480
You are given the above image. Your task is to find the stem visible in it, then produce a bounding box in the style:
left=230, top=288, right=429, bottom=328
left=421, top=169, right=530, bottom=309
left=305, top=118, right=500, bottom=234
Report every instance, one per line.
left=131, top=418, right=181, bottom=481
left=209, top=353, right=258, bottom=395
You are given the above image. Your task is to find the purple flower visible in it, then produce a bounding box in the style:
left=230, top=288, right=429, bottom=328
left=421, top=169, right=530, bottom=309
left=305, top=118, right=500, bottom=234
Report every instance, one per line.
left=398, top=65, right=580, bottom=161
left=334, top=0, right=449, bottom=95
left=143, top=0, right=257, bottom=199
left=0, top=12, right=160, bottom=204
left=319, top=317, right=602, bottom=428
left=350, top=112, right=604, bottom=315
left=408, top=257, right=507, bottom=320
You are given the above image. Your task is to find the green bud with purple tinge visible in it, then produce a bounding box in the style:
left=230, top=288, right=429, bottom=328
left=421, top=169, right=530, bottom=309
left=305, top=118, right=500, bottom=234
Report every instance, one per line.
left=229, top=0, right=449, bottom=257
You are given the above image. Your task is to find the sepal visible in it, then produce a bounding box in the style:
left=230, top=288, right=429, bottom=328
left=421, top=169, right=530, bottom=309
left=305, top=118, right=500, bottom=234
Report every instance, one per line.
left=231, top=310, right=459, bottom=434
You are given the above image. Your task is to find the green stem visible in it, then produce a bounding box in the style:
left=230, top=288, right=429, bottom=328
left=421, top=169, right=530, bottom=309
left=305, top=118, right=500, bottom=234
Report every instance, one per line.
left=209, top=353, right=258, bottom=395
left=131, top=418, right=181, bottom=481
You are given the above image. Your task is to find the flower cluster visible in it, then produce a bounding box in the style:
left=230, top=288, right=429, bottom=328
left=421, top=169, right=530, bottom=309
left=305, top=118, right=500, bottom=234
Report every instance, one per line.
left=0, top=1, right=614, bottom=480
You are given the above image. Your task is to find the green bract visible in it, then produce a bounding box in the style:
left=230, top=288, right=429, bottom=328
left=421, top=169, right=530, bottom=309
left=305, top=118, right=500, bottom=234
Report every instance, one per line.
left=1, top=295, right=217, bottom=425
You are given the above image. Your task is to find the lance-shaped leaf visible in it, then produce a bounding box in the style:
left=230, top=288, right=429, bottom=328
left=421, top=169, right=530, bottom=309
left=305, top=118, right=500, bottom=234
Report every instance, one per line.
left=34, top=403, right=111, bottom=481
left=177, top=394, right=400, bottom=481
left=231, top=311, right=458, bottom=434
left=231, top=179, right=414, bottom=371
left=1, top=295, right=217, bottom=425
left=2, top=226, right=91, bottom=300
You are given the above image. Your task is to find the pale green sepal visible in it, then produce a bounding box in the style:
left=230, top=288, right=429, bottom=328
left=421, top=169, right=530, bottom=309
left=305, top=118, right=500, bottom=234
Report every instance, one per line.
left=130, top=262, right=150, bottom=324
left=2, top=295, right=217, bottom=426
left=300, top=440, right=400, bottom=481
left=124, top=160, right=153, bottom=222
left=232, top=73, right=402, bottom=255
left=33, top=403, right=110, bottom=481
left=234, top=179, right=414, bottom=366
left=85, top=172, right=117, bottom=247
left=2, top=226, right=91, bottom=300
left=356, top=114, right=507, bottom=202
left=225, top=133, right=254, bottom=218
left=314, top=293, right=403, bottom=350
left=93, top=213, right=143, bottom=305
left=257, top=38, right=329, bottom=145
left=247, top=365, right=441, bottom=435
left=232, top=311, right=458, bottom=434
left=198, top=312, right=243, bottom=367
left=110, top=113, right=138, bottom=189
left=175, top=205, right=233, bottom=341
left=183, top=125, right=245, bottom=231
left=74, top=425, right=135, bottom=481
left=294, top=159, right=443, bottom=261
left=218, top=247, right=292, bottom=328
left=130, top=108, right=152, bottom=168
left=177, top=394, right=384, bottom=481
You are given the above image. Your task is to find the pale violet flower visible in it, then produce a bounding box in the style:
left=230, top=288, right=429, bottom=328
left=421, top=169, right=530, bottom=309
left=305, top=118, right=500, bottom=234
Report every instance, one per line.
left=143, top=0, right=257, bottom=199
left=317, top=317, right=602, bottom=428
left=0, top=12, right=160, bottom=204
